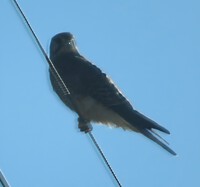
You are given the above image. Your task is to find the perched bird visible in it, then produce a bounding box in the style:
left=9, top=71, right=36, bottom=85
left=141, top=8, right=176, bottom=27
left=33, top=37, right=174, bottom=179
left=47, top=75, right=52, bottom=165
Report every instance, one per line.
left=49, top=32, right=176, bottom=155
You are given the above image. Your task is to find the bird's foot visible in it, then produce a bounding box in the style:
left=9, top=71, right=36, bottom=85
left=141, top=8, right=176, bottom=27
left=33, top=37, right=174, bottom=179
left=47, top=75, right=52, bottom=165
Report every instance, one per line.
left=78, top=117, right=93, bottom=133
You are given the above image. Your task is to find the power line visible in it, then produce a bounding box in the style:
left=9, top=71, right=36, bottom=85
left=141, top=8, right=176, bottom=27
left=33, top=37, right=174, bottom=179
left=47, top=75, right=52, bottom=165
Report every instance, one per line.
left=0, top=170, right=11, bottom=187
left=11, top=0, right=122, bottom=186
left=88, top=132, right=122, bottom=187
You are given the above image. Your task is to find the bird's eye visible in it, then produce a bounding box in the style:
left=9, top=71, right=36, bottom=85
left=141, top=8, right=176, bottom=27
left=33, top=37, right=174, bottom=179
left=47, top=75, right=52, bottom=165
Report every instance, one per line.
left=67, top=40, right=74, bottom=47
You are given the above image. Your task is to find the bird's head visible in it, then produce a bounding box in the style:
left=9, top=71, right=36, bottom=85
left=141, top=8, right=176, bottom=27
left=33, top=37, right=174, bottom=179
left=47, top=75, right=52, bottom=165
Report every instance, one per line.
left=50, top=32, right=79, bottom=59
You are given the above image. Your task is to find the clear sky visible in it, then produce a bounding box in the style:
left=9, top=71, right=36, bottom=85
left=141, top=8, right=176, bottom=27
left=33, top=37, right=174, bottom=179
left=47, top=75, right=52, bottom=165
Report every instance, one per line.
left=1, top=0, right=200, bottom=187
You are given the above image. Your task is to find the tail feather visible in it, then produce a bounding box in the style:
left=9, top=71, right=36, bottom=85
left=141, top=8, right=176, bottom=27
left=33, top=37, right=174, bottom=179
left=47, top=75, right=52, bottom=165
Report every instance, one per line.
left=140, top=129, right=177, bottom=155
left=123, top=110, right=176, bottom=155
left=131, top=110, right=170, bottom=134
left=150, top=129, right=169, bottom=145
left=130, top=110, right=176, bottom=155
left=110, top=104, right=176, bottom=155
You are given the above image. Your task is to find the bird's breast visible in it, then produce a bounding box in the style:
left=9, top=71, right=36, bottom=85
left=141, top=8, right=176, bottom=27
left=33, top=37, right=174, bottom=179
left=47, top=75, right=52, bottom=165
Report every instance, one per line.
left=75, top=96, right=137, bottom=131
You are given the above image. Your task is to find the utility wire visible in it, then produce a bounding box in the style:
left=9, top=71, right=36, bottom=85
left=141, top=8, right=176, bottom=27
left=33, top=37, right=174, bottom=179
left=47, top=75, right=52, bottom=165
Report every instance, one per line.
left=88, top=132, right=122, bottom=187
left=11, top=0, right=122, bottom=186
left=0, top=170, right=11, bottom=187
left=11, top=0, right=71, bottom=96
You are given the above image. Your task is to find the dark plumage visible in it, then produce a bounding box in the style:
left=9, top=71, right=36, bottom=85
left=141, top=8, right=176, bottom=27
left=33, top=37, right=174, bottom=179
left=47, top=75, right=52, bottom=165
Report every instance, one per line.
left=49, top=32, right=176, bottom=155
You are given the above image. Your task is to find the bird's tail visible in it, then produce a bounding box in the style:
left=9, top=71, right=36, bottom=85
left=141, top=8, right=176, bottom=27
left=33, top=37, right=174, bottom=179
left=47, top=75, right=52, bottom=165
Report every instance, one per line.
left=127, top=110, right=176, bottom=155
left=139, top=128, right=176, bottom=155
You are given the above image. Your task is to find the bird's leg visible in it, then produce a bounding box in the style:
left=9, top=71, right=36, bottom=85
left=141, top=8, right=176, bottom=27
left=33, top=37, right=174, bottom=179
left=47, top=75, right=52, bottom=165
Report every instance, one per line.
left=78, top=117, right=93, bottom=133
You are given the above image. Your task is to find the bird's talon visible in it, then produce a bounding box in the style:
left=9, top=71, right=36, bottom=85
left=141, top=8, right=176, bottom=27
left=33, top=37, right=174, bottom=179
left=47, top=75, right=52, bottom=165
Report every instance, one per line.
left=78, top=118, right=93, bottom=133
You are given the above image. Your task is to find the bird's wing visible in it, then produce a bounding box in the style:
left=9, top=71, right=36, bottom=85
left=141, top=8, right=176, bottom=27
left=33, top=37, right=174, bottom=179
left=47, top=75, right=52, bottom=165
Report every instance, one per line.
left=52, top=54, right=176, bottom=155
left=53, top=54, right=132, bottom=106
left=84, top=56, right=176, bottom=155
left=70, top=56, right=169, bottom=131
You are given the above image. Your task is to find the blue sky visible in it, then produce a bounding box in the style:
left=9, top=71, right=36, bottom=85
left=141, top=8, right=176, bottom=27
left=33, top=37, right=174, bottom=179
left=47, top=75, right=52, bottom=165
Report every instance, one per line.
left=1, top=0, right=200, bottom=186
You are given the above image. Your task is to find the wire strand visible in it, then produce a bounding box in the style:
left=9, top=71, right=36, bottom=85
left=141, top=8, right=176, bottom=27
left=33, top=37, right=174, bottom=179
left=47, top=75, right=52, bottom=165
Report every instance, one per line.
left=11, top=0, right=122, bottom=186
left=11, top=0, right=71, bottom=96
left=0, top=170, right=11, bottom=187
left=88, top=132, right=122, bottom=187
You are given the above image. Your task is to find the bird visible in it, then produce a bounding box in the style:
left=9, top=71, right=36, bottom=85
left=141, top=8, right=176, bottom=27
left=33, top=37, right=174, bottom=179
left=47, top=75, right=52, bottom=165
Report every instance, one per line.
left=49, top=32, right=176, bottom=155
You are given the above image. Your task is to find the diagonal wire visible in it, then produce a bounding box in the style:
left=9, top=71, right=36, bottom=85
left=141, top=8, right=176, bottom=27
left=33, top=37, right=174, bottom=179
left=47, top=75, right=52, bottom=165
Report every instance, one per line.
left=0, top=170, right=11, bottom=187
left=11, top=0, right=71, bottom=96
left=11, top=0, right=122, bottom=186
left=88, top=132, right=122, bottom=187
